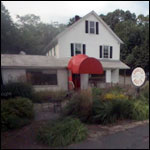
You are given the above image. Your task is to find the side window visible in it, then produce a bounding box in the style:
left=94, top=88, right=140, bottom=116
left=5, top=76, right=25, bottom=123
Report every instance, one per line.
left=103, top=46, right=109, bottom=58
left=70, top=43, right=86, bottom=56
left=99, top=45, right=113, bottom=59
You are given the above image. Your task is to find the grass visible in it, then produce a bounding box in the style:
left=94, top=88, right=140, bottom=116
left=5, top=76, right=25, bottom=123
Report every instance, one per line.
left=62, top=89, right=93, bottom=122
left=36, top=117, right=88, bottom=147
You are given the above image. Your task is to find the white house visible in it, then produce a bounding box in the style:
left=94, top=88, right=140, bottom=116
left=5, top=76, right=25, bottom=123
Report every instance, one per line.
left=1, top=11, right=130, bottom=91
left=45, top=11, right=129, bottom=88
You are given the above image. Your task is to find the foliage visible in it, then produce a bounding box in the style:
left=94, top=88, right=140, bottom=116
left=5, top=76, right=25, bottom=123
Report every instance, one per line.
left=37, top=117, right=87, bottom=147
left=63, top=87, right=149, bottom=124
left=92, top=87, right=103, bottom=100
left=140, top=82, right=149, bottom=99
left=67, top=15, right=81, bottom=26
left=1, top=2, right=66, bottom=55
left=103, top=93, right=128, bottom=101
left=131, top=100, right=149, bottom=120
left=1, top=97, right=34, bottom=131
left=91, top=99, right=134, bottom=124
left=1, top=2, right=22, bottom=54
left=32, top=90, right=68, bottom=103
left=1, top=82, right=34, bottom=99
left=100, top=9, right=149, bottom=72
left=63, top=89, right=93, bottom=122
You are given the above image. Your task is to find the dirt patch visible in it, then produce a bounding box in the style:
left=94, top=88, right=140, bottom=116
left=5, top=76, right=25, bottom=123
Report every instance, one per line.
left=1, top=121, right=50, bottom=149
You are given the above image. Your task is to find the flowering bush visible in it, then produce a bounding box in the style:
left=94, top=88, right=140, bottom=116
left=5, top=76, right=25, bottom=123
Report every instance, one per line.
left=103, top=93, right=128, bottom=100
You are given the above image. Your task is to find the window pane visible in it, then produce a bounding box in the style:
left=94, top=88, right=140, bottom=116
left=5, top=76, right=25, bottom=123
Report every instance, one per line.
left=75, top=43, right=81, bottom=55
left=90, top=21, right=94, bottom=27
left=90, top=21, right=95, bottom=34
left=90, top=28, right=94, bottom=33
left=103, top=46, right=109, bottom=58
left=26, top=70, right=57, bottom=85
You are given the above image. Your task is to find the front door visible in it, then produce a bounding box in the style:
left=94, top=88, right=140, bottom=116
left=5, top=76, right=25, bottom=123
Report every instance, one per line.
left=72, top=74, right=80, bottom=90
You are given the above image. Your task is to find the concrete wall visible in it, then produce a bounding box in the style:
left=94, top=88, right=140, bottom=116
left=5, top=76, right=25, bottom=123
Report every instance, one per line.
left=80, top=74, right=89, bottom=89
left=58, top=13, right=120, bottom=60
left=106, top=69, right=111, bottom=83
left=111, top=69, right=119, bottom=83
left=1, top=68, right=26, bottom=84
left=2, top=68, right=68, bottom=91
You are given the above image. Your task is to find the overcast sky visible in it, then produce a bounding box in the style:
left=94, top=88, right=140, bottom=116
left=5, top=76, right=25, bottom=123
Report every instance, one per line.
left=2, top=1, right=149, bottom=24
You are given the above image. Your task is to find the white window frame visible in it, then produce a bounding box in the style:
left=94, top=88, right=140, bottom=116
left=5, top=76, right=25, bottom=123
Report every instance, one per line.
left=102, top=45, right=111, bottom=59
left=74, top=43, right=82, bottom=55
left=89, top=21, right=96, bottom=34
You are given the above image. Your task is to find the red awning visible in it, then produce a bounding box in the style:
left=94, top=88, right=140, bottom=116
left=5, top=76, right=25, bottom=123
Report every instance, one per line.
left=68, top=54, right=103, bottom=74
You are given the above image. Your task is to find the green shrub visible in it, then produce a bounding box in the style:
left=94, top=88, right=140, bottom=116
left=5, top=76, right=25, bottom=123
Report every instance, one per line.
left=1, top=97, right=34, bottom=131
left=37, top=117, right=87, bottom=147
left=103, top=93, right=128, bottom=101
left=106, top=85, right=124, bottom=94
left=131, top=100, right=149, bottom=120
left=1, top=82, right=34, bottom=99
left=63, top=89, right=93, bottom=122
left=140, top=82, right=149, bottom=104
left=91, top=99, right=134, bottom=124
left=32, top=90, right=68, bottom=103
left=92, top=87, right=103, bottom=100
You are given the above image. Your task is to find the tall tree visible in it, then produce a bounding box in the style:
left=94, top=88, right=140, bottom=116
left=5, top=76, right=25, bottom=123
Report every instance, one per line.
left=100, top=10, right=149, bottom=72
left=1, top=2, right=21, bottom=54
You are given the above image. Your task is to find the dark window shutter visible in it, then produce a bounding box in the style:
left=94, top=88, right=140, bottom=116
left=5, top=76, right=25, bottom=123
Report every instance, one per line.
left=83, top=44, right=86, bottom=54
left=96, top=22, right=99, bottom=34
left=100, top=46, right=102, bottom=58
left=110, top=46, right=113, bottom=58
left=85, top=20, right=88, bottom=33
left=71, top=43, right=74, bottom=56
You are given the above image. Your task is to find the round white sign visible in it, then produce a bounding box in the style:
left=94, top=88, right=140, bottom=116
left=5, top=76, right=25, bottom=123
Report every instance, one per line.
left=131, top=67, right=146, bottom=87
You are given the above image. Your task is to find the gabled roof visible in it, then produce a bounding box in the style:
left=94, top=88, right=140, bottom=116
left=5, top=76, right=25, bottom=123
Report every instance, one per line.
left=44, top=10, right=124, bottom=53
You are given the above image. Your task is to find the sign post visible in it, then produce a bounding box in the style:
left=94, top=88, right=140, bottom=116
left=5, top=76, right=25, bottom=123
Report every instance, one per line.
left=131, top=67, right=146, bottom=96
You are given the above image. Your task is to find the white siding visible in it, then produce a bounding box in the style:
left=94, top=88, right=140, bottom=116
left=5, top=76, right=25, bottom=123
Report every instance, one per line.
left=58, top=14, right=120, bottom=60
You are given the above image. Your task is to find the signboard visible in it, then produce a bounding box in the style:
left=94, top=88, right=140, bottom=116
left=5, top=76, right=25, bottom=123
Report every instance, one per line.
left=131, top=67, right=146, bottom=87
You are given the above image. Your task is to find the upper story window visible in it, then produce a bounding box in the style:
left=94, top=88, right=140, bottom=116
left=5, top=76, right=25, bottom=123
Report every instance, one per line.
left=100, top=45, right=113, bottom=59
left=90, top=21, right=95, bottom=34
left=85, top=20, right=99, bottom=34
left=70, top=43, right=86, bottom=56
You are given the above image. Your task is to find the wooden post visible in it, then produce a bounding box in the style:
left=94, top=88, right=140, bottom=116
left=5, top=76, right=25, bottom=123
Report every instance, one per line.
left=124, top=70, right=126, bottom=87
